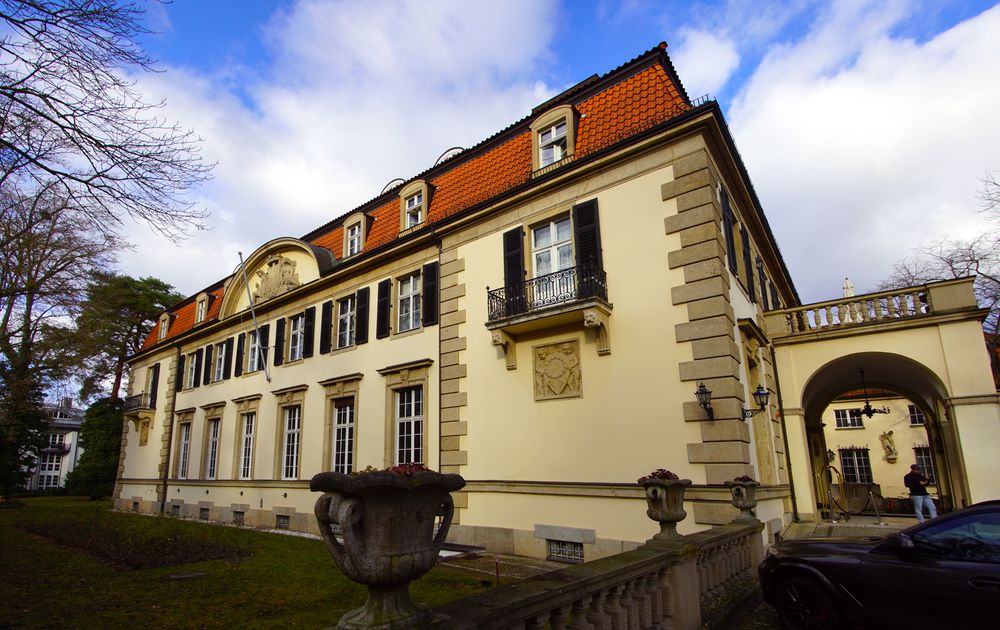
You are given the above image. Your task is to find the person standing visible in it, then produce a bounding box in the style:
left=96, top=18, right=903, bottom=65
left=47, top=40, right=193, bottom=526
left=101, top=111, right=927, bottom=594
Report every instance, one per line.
left=904, top=464, right=937, bottom=522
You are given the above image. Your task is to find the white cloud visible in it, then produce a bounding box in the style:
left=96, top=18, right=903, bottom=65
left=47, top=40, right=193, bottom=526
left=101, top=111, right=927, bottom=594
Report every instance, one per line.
left=119, top=0, right=558, bottom=296
left=729, top=1, right=1000, bottom=302
left=672, top=29, right=740, bottom=97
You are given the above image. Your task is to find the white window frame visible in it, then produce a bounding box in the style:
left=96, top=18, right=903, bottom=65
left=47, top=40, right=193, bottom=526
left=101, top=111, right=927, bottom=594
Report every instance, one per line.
left=246, top=331, right=260, bottom=373
left=47, top=433, right=65, bottom=447
left=914, top=446, right=936, bottom=484
left=213, top=342, right=226, bottom=382
left=288, top=314, right=305, bottom=362
left=395, top=386, right=423, bottom=465
left=205, top=419, right=220, bottom=480
left=531, top=216, right=574, bottom=277
left=332, top=399, right=355, bottom=474
left=239, top=412, right=255, bottom=480
left=178, top=423, right=192, bottom=479
left=908, top=404, right=926, bottom=426
left=337, top=295, right=357, bottom=348
left=282, top=406, right=301, bottom=480
left=397, top=272, right=421, bottom=333
left=346, top=222, right=362, bottom=256
left=539, top=120, right=567, bottom=167
left=405, top=192, right=423, bottom=228
left=195, top=299, right=207, bottom=324
left=839, top=448, right=873, bottom=484
left=185, top=352, right=198, bottom=389
left=834, top=408, right=864, bottom=429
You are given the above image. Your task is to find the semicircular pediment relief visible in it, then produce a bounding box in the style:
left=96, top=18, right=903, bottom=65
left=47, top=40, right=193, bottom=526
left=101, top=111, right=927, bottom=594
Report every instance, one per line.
left=219, top=237, right=335, bottom=319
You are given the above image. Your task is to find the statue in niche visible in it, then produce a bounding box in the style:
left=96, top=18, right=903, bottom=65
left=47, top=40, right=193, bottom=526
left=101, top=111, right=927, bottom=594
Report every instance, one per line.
left=533, top=340, right=581, bottom=400
left=879, top=430, right=898, bottom=463
left=139, top=420, right=150, bottom=446
left=253, top=254, right=300, bottom=302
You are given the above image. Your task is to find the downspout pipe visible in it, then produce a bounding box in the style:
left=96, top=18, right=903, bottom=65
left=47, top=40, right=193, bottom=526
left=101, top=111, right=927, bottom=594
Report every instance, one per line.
left=771, top=343, right=799, bottom=522
left=159, top=344, right=182, bottom=515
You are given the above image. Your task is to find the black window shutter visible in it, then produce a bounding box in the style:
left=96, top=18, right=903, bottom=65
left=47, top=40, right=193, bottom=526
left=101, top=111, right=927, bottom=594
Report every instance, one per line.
left=273, top=318, right=285, bottom=366
left=319, top=301, right=333, bottom=354
left=356, top=287, right=370, bottom=344
left=223, top=337, right=234, bottom=379
left=502, top=227, right=525, bottom=316
left=422, top=262, right=439, bottom=326
left=721, top=187, right=738, bottom=273
left=770, top=282, right=780, bottom=310
left=757, top=256, right=769, bottom=310
left=572, top=199, right=603, bottom=270
left=234, top=333, right=245, bottom=377
left=193, top=348, right=203, bottom=388
left=376, top=279, right=391, bottom=339
left=259, top=324, right=270, bottom=366
left=573, top=200, right=603, bottom=299
left=741, top=225, right=755, bottom=303
left=175, top=354, right=185, bottom=390
left=149, top=363, right=160, bottom=406
left=203, top=344, right=213, bottom=385
left=303, top=306, right=316, bottom=358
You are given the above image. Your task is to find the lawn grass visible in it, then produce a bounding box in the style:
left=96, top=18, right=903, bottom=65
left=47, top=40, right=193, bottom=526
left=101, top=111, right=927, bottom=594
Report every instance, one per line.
left=0, top=497, right=489, bottom=629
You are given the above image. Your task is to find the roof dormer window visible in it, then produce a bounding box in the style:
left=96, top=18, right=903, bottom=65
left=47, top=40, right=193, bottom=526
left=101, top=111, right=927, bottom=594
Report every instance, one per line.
left=341, top=212, right=369, bottom=258
left=530, top=104, right=577, bottom=174
left=157, top=313, right=173, bottom=340
left=346, top=223, right=362, bottom=256
left=194, top=292, right=210, bottom=325
left=399, top=180, right=430, bottom=233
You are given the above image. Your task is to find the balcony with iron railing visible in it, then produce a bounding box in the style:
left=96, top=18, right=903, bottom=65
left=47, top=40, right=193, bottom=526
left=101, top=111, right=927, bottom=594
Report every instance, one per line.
left=486, top=263, right=612, bottom=362
left=123, top=392, right=153, bottom=413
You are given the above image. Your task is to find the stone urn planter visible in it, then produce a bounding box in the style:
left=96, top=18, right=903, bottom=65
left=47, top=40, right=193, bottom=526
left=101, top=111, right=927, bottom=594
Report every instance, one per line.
left=639, top=469, right=692, bottom=540
left=724, top=477, right=760, bottom=523
left=311, top=466, right=466, bottom=629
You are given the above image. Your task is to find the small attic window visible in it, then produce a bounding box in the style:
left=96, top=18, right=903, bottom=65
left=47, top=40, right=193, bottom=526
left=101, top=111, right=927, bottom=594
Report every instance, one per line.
left=342, top=212, right=368, bottom=258
left=157, top=313, right=173, bottom=340
left=530, top=104, right=577, bottom=173
left=399, top=180, right=430, bottom=233
left=194, top=292, right=210, bottom=325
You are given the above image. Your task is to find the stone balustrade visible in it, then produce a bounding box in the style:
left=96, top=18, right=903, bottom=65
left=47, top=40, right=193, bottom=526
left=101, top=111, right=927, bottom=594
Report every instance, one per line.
left=432, top=521, right=764, bottom=629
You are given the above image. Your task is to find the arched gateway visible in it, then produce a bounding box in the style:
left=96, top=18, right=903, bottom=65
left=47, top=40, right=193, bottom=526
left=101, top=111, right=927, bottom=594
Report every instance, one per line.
left=764, top=277, right=1000, bottom=521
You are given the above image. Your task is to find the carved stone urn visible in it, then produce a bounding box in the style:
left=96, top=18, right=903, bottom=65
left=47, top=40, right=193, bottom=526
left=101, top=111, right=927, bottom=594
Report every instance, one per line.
left=311, top=468, right=466, bottom=629
left=724, top=479, right=760, bottom=523
left=640, top=477, right=692, bottom=539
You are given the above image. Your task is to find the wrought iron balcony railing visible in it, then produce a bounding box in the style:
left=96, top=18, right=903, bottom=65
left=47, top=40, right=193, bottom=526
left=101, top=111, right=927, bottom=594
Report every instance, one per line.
left=487, top=263, right=608, bottom=322
left=123, top=392, right=152, bottom=412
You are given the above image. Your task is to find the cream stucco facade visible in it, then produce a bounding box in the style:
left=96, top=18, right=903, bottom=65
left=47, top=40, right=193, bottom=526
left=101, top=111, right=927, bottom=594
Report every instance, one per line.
left=116, top=46, right=1000, bottom=562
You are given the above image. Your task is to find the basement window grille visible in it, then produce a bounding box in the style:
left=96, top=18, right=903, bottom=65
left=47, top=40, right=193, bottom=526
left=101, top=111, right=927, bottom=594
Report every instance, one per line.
left=171, top=504, right=180, bottom=517
left=547, top=539, right=584, bottom=564
left=199, top=508, right=209, bottom=521
left=276, top=514, right=290, bottom=530
left=233, top=511, right=245, bottom=526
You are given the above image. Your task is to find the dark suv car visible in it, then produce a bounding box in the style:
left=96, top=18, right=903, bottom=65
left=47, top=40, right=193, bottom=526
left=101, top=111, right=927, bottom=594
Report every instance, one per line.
left=759, top=501, right=1000, bottom=629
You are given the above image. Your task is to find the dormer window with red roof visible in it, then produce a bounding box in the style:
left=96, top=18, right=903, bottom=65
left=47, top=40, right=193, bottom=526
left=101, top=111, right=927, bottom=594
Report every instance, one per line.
left=194, top=292, right=211, bottom=325
left=399, top=180, right=430, bottom=233
left=346, top=223, right=362, bottom=256
left=530, top=104, right=577, bottom=173
left=341, top=212, right=368, bottom=258
left=405, top=192, right=423, bottom=228
left=157, top=313, right=172, bottom=340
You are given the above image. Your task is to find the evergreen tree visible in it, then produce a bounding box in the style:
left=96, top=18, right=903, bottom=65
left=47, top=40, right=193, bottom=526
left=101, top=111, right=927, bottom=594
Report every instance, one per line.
left=0, top=361, right=47, bottom=500
left=65, top=398, right=124, bottom=499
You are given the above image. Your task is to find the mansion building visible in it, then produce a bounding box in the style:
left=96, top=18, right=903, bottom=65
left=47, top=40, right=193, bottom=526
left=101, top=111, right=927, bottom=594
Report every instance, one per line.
left=120, top=44, right=849, bottom=559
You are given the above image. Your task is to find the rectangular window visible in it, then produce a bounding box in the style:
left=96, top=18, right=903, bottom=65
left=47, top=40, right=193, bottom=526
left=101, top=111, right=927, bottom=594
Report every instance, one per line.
left=332, top=399, right=355, bottom=474
left=199, top=507, right=209, bottom=521
left=282, top=406, right=301, bottom=479
left=397, top=272, right=421, bottom=333
left=395, top=386, right=423, bottom=465
left=530, top=216, right=574, bottom=308
left=246, top=330, right=261, bottom=372
left=834, top=408, right=864, bottom=429
left=213, top=342, right=226, bottom=382
left=233, top=511, right=245, bottom=526
left=337, top=295, right=357, bottom=348
left=288, top=314, right=305, bottom=362
left=205, top=419, right=220, bottom=480
left=405, top=192, right=423, bottom=228
left=40, top=453, right=61, bottom=472
left=914, top=447, right=936, bottom=484
left=839, top=448, right=873, bottom=484
left=195, top=299, right=206, bottom=323
left=547, top=539, right=584, bottom=563
left=240, top=412, right=255, bottom=480
left=47, top=433, right=65, bottom=447
left=908, top=404, right=926, bottom=426
left=185, top=352, right=198, bottom=389
left=346, top=223, right=362, bottom=256
left=276, top=514, right=290, bottom=529
left=539, top=120, right=567, bottom=166
left=39, top=474, right=59, bottom=489
left=178, top=423, right=192, bottom=479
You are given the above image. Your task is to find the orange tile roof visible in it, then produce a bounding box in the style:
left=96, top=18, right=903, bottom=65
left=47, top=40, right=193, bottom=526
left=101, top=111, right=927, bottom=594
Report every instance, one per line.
left=142, top=45, right=695, bottom=352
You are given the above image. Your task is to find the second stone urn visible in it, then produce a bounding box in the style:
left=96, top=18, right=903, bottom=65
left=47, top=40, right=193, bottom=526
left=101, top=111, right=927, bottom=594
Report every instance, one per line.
left=639, top=470, right=692, bottom=540
left=724, top=478, right=760, bottom=523
left=311, top=467, right=466, bottom=629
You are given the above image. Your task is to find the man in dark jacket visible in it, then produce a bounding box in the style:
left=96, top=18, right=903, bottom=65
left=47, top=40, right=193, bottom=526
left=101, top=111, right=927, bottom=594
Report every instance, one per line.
left=904, top=464, right=937, bottom=522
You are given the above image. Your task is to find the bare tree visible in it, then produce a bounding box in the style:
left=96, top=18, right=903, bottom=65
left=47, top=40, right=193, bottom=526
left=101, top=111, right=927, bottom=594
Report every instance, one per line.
left=0, top=0, right=212, bottom=242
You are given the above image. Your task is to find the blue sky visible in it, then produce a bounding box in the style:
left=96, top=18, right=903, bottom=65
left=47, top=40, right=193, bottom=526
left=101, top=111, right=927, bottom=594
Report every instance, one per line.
left=122, top=0, right=1000, bottom=303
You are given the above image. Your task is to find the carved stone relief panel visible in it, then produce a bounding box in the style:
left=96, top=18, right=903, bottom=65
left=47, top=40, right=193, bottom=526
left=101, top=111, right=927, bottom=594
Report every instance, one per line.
left=252, top=254, right=301, bottom=302
left=533, top=340, right=582, bottom=401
